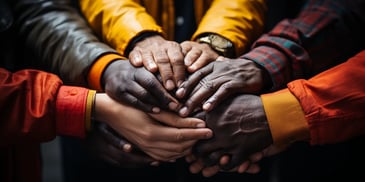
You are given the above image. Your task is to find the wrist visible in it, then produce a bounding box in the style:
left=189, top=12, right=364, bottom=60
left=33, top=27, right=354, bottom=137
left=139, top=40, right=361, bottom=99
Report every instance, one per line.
left=196, top=33, right=235, bottom=58
left=125, top=32, right=162, bottom=56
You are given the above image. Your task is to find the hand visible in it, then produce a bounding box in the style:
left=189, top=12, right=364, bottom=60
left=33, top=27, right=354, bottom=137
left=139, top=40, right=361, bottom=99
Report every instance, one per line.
left=93, top=93, right=213, bottom=162
left=186, top=152, right=263, bottom=177
left=129, top=35, right=185, bottom=91
left=103, top=60, right=180, bottom=113
left=177, top=57, right=269, bottom=117
left=187, top=144, right=288, bottom=177
left=84, top=122, right=157, bottom=168
left=180, top=41, right=219, bottom=73
left=191, top=94, right=273, bottom=170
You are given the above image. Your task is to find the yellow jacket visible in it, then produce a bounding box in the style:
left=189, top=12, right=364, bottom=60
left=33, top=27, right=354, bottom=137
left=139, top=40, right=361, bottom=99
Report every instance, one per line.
left=79, top=0, right=267, bottom=56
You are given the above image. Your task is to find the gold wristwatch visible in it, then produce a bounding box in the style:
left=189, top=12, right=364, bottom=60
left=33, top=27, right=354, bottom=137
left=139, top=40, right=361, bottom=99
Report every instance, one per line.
left=197, top=34, right=235, bottom=57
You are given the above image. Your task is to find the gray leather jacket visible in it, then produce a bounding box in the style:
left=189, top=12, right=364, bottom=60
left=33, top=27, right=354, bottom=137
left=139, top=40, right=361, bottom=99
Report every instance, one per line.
left=8, top=0, right=118, bottom=86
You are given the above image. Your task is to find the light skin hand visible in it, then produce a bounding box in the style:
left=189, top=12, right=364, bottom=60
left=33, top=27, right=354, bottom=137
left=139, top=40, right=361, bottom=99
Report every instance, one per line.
left=180, top=41, right=219, bottom=73
left=129, top=35, right=186, bottom=90
left=93, top=93, right=213, bottom=162
left=176, top=57, right=268, bottom=117
left=84, top=122, right=158, bottom=168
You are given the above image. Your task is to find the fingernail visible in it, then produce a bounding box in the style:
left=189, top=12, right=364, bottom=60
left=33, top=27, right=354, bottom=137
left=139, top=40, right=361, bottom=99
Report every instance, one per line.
left=179, top=107, right=188, bottom=116
left=150, top=161, right=160, bottom=166
left=176, top=88, right=185, bottom=97
left=166, top=80, right=175, bottom=90
left=152, top=107, right=160, bottom=113
left=177, top=80, right=184, bottom=87
left=122, top=144, right=132, bottom=152
left=203, top=102, right=212, bottom=111
left=196, top=122, right=205, bottom=128
left=169, top=159, right=176, bottom=163
left=169, top=102, right=178, bottom=111
left=206, top=131, right=213, bottom=138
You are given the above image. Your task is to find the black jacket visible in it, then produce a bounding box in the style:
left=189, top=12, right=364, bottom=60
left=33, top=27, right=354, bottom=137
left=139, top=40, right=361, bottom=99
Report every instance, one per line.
left=1, top=0, right=118, bottom=86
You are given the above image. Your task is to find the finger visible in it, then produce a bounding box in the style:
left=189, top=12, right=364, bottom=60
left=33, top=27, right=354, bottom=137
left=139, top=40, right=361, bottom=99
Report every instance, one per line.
left=129, top=49, right=143, bottom=67
left=135, top=70, right=181, bottom=111
left=144, top=147, right=186, bottom=162
left=244, top=163, right=261, bottom=174
left=119, top=92, right=155, bottom=113
left=184, top=48, right=202, bottom=69
left=249, top=151, right=264, bottom=163
left=202, top=151, right=225, bottom=167
left=236, top=161, right=251, bottom=173
left=189, top=159, right=205, bottom=174
left=127, top=81, right=162, bottom=108
left=153, top=49, right=175, bottom=90
left=202, top=84, right=231, bottom=111
left=141, top=50, right=158, bottom=72
left=219, top=155, right=231, bottom=165
left=157, top=127, right=212, bottom=142
left=97, top=122, right=126, bottom=150
left=188, top=50, right=217, bottom=72
left=175, top=63, right=212, bottom=99
left=202, top=165, right=220, bottom=177
left=149, top=110, right=207, bottom=128
left=167, top=45, right=185, bottom=86
left=185, top=154, right=197, bottom=163
left=179, top=80, right=214, bottom=117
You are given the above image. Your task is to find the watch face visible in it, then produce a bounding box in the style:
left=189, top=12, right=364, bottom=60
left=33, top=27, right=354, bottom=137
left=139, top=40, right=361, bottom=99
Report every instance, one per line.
left=210, top=34, right=232, bottom=49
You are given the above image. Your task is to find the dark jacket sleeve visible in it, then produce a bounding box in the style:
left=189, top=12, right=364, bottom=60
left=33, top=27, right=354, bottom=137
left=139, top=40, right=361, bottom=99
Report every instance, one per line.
left=13, top=0, right=118, bottom=86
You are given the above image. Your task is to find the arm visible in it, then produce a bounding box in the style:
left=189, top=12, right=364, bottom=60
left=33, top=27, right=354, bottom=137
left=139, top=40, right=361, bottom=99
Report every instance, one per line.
left=193, top=0, right=267, bottom=56
left=14, top=0, right=120, bottom=87
left=242, top=0, right=365, bottom=91
left=79, top=0, right=164, bottom=56
left=0, top=68, right=91, bottom=147
left=263, top=50, right=365, bottom=146
left=177, top=0, right=365, bottom=116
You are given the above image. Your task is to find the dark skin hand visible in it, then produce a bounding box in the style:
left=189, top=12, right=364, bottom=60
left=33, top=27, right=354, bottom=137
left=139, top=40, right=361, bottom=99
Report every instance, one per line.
left=191, top=94, right=273, bottom=171
left=102, top=60, right=180, bottom=113
left=176, top=57, right=271, bottom=117
left=84, top=122, right=157, bottom=168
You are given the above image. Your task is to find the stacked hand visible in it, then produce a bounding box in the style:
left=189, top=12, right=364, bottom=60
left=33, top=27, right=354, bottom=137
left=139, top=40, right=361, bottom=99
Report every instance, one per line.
left=190, top=94, right=273, bottom=170
left=92, top=37, right=280, bottom=177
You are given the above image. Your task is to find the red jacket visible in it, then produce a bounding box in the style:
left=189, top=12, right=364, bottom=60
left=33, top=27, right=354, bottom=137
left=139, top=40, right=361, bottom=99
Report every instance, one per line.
left=0, top=68, right=91, bottom=182
left=262, top=50, right=365, bottom=146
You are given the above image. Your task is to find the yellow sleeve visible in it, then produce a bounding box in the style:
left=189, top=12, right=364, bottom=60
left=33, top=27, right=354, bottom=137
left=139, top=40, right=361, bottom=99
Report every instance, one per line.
left=261, top=88, right=310, bottom=146
left=79, top=0, right=164, bottom=56
left=192, top=0, right=267, bottom=56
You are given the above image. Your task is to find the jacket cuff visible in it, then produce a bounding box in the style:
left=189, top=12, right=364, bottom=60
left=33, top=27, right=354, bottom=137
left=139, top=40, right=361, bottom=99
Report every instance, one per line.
left=261, top=88, right=310, bottom=146
left=87, top=53, right=126, bottom=91
left=56, top=86, right=90, bottom=138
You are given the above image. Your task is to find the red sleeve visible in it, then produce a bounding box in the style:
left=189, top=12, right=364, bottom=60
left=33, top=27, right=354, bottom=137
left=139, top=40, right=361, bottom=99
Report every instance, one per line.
left=0, top=68, right=88, bottom=147
left=287, top=50, right=365, bottom=145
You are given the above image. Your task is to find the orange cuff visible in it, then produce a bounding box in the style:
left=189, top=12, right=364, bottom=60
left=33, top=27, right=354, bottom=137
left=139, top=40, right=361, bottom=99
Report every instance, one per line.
left=87, top=54, right=126, bottom=91
left=261, top=88, right=310, bottom=146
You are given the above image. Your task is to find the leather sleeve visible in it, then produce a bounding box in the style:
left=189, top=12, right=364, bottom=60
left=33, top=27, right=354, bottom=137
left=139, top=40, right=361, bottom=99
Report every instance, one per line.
left=13, top=0, right=119, bottom=86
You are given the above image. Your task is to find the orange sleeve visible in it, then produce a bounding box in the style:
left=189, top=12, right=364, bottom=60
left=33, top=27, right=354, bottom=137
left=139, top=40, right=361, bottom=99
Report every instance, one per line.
left=261, top=88, right=310, bottom=146
left=87, top=53, right=126, bottom=91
